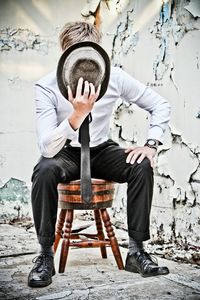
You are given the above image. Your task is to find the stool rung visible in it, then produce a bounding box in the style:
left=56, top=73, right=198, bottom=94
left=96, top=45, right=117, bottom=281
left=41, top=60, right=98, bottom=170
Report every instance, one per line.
left=70, top=233, right=98, bottom=239
left=69, top=240, right=110, bottom=248
left=55, top=197, right=124, bottom=272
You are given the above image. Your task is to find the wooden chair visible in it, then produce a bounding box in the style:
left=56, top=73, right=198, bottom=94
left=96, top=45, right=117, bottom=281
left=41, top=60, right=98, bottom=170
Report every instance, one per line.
left=54, top=179, right=124, bottom=273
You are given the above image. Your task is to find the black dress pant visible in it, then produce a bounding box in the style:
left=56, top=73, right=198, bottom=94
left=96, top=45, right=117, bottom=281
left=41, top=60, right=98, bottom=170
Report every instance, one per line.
left=31, top=139, right=153, bottom=246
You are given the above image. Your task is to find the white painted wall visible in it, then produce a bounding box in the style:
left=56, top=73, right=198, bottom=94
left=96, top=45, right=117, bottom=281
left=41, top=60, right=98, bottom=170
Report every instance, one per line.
left=0, top=0, right=199, bottom=248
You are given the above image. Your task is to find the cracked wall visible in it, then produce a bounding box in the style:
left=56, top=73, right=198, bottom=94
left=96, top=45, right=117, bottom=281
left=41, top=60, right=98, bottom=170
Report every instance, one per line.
left=0, top=28, right=55, bottom=54
left=104, top=0, right=200, bottom=248
left=0, top=178, right=30, bottom=221
left=0, top=0, right=84, bottom=221
left=0, top=0, right=200, bottom=249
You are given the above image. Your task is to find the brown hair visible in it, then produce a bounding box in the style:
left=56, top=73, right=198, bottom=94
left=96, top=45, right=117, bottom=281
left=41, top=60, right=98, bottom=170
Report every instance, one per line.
left=59, top=21, right=102, bottom=51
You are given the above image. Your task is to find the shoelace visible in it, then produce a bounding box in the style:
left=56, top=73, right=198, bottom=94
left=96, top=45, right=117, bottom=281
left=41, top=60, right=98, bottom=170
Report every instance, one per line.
left=32, top=254, right=52, bottom=272
left=32, top=255, right=42, bottom=264
left=143, top=251, right=158, bottom=265
left=137, top=250, right=158, bottom=271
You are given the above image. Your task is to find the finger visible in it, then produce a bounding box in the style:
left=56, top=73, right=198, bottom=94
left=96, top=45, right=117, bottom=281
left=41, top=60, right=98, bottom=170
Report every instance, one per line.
left=76, top=77, right=83, bottom=98
left=125, top=148, right=135, bottom=153
left=126, top=151, right=133, bottom=163
left=137, top=153, right=145, bottom=164
left=126, top=151, right=140, bottom=164
left=83, top=81, right=89, bottom=97
left=130, top=152, right=142, bottom=164
left=95, top=84, right=101, bottom=97
left=67, top=86, right=73, bottom=102
left=89, top=83, right=95, bottom=101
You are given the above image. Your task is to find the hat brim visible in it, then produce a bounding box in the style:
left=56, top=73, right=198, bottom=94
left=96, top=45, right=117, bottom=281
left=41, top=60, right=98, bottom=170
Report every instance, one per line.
left=57, top=41, right=110, bottom=101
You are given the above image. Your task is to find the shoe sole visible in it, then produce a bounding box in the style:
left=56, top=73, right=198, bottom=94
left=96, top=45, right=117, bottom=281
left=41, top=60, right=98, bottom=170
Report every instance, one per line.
left=28, top=268, right=55, bottom=288
left=125, top=265, right=169, bottom=278
left=125, top=265, right=139, bottom=274
left=28, top=278, right=52, bottom=288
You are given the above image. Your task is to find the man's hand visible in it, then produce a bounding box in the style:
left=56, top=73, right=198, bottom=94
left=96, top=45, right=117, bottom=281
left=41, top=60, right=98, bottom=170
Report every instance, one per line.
left=68, top=77, right=100, bottom=130
left=125, top=146, right=156, bottom=168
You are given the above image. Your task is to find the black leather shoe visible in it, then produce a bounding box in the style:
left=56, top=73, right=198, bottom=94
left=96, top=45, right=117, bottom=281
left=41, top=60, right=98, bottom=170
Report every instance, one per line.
left=125, top=250, right=169, bottom=277
left=28, top=254, right=55, bottom=287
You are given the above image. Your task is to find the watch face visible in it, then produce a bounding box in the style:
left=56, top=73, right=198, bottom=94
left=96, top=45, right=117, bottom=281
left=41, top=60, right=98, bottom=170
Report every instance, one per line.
left=148, top=140, right=156, bottom=146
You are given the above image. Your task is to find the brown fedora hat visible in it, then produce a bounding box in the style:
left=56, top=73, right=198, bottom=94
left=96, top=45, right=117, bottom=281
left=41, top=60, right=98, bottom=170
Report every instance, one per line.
left=57, top=41, right=110, bottom=101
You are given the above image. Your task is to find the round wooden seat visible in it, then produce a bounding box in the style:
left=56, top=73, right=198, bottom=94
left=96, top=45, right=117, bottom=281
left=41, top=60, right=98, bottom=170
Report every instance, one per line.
left=54, top=179, right=124, bottom=273
left=58, top=179, right=115, bottom=209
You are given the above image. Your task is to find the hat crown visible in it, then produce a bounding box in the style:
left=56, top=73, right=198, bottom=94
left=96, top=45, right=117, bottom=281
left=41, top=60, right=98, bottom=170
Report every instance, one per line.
left=63, top=47, right=105, bottom=97
left=57, top=41, right=110, bottom=101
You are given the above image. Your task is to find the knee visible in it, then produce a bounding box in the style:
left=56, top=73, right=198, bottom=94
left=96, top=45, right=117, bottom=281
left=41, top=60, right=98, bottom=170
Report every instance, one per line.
left=138, top=158, right=152, bottom=172
left=129, top=158, right=153, bottom=178
left=32, top=158, right=60, bottom=182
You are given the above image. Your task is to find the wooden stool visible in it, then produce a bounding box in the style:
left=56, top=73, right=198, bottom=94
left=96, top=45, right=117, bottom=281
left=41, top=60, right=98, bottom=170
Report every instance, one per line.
left=54, top=179, right=124, bottom=273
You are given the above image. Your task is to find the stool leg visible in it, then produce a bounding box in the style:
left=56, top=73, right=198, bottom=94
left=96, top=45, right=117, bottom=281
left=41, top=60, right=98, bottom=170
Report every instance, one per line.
left=54, top=209, right=67, bottom=253
left=59, top=209, right=73, bottom=273
left=100, top=208, right=124, bottom=270
left=94, top=209, right=107, bottom=259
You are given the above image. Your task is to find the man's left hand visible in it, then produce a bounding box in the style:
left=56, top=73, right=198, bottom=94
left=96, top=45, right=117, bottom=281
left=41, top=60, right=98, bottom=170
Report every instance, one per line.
left=125, top=146, right=156, bottom=168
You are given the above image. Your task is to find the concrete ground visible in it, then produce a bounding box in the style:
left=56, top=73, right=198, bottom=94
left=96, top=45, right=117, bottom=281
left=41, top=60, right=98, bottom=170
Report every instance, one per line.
left=0, top=222, right=200, bottom=300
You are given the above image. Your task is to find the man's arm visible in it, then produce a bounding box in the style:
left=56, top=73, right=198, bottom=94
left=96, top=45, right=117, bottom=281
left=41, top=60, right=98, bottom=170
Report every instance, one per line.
left=116, top=67, right=171, bottom=166
left=35, top=78, right=99, bottom=158
left=35, top=84, right=78, bottom=158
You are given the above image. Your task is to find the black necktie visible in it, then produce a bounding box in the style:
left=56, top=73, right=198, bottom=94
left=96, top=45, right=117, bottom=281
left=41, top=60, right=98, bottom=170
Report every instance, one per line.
left=78, top=114, right=92, bottom=203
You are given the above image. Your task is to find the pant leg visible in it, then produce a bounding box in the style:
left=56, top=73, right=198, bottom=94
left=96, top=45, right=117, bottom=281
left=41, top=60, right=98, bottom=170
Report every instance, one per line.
left=31, top=147, right=80, bottom=246
left=90, top=140, right=154, bottom=241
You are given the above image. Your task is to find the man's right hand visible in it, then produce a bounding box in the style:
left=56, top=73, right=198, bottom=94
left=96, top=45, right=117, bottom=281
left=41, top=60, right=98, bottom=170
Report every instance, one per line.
left=68, top=77, right=100, bottom=130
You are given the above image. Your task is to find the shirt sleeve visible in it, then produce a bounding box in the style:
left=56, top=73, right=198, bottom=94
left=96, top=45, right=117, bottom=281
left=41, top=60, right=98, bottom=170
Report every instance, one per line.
left=34, top=84, right=78, bottom=158
left=116, top=68, right=171, bottom=143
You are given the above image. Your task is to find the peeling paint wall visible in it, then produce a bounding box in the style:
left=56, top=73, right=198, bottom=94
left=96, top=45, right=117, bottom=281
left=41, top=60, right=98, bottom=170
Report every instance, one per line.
left=0, top=0, right=84, bottom=221
left=0, top=178, right=30, bottom=220
left=0, top=0, right=200, bottom=249
left=103, top=0, right=200, bottom=248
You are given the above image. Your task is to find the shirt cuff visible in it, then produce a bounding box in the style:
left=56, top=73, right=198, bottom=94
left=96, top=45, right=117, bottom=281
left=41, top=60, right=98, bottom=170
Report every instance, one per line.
left=147, top=126, right=164, bottom=145
left=57, top=118, right=78, bottom=140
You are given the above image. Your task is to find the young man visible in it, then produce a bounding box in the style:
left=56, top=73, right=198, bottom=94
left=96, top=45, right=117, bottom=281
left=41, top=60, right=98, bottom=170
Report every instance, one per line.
left=28, top=21, right=171, bottom=287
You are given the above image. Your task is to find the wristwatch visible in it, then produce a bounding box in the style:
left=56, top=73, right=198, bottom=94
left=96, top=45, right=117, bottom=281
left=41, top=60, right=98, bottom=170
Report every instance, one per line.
left=144, top=139, right=159, bottom=150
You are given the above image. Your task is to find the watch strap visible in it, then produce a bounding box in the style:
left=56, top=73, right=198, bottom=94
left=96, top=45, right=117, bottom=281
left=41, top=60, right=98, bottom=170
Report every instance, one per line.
left=144, top=139, right=159, bottom=150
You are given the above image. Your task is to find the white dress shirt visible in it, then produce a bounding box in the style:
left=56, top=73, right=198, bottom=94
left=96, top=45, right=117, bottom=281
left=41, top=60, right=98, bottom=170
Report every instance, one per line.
left=34, top=66, right=171, bottom=158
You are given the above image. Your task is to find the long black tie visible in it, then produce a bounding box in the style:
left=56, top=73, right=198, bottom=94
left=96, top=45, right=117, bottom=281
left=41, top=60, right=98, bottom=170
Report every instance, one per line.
left=78, top=114, right=92, bottom=203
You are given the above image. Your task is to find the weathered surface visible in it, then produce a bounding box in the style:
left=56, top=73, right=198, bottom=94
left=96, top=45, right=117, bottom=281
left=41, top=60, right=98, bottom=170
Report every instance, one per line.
left=105, top=0, right=200, bottom=248
left=0, top=28, right=54, bottom=54
left=0, top=0, right=200, bottom=256
left=0, top=223, right=200, bottom=300
left=0, top=178, right=31, bottom=222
